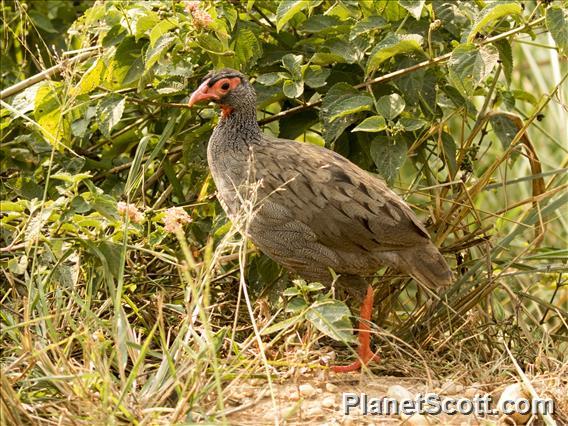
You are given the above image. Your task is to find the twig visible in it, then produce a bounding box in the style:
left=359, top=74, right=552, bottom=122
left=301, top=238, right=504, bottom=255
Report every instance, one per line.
left=256, top=16, right=546, bottom=125
left=0, top=50, right=99, bottom=100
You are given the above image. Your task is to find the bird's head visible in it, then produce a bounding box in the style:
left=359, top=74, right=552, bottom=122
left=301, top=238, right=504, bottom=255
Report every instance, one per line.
left=188, top=68, right=254, bottom=117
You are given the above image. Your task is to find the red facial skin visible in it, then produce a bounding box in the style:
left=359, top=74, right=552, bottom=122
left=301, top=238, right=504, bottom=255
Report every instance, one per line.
left=188, top=76, right=242, bottom=117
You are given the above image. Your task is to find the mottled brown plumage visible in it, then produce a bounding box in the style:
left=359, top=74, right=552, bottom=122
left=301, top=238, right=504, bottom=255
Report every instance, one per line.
left=189, top=69, right=452, bottom=371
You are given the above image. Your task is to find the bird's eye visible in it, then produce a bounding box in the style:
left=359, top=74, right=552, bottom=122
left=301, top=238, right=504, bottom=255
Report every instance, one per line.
left=221, top=82, right=230, bottom=90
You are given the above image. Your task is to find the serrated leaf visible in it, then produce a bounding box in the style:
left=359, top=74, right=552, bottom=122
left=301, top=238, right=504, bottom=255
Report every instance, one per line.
left=376, top=94, right=405, bottom=120
left=495, top=39, right=513, bottom=85
left=399, top=117, right=426, bottom=131
left=467, top=2, right=523, bottom=42
left=325, top=38, right=360, bottom=64
left=448, top=43, right=499, bottom=97
left=489, top=114, right=520, bottom=149
left=73, top=58, right=105, bottom=96
left=261, top=314, right=304, bottom=335
left=321, top=83, right=362, bottom=143
left=303, top=66, right=330, bottom=88
left=276, top=0, right=309, bottom=32
left=29, top=10, right=57, bottom=33
left=350, top=16, right=389, bottom=40
left=286, top=297, right=308, bottom=313
left=399, top=0, right=425, bottom=20
left=282, top=54, right=303, bottom=81
left=135, top=11, right=160, bottom=40
left=440, top=132, right=457, bottom=177
left=366, top=34, right=424, bottom=74
left=300, top=15, right=345, bottom=34
left=257, top=72, right=283, bottom=86
left=306, top=282, right=326, bottom=292
left=145, top=34, right=176, bottom=70
left=312, top=52, right=346, bottom=66
left=97, top=95, right=125, bottom=138
left=370, top=135, right=407, bottom=184
left=306, top=300, right=356, bottom=344
left=546, top=5, right=568, bottom=55
left=233, top=27, right=262, bottom=70
left=11, top=83, right=41, bottom=114
left=34, top=82, right=70, bottom=149
left=149, top=20, right=177, bottom=47
left=283, top=79, right=304, bottom=98
left=105, top=36, right=145, bottom=89
left=328, top=96, right=373, bottom=122
left=352, top=115, right=387, bottom=132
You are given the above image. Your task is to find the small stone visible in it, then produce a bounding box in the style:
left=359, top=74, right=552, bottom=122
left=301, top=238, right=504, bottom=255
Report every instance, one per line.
left=306, top=405, right=324, bottom=417
left=497, top=383, right=532, bottom=425
left=242, top=387, right=255, bottom=398
left=441, top=380, right=461, bottom=395
left=322, top=396, right=335, bottom=408
left=299, top=383, right=317, bottom=398
left=287, top=391, right=300, bottom=401
left=387, top=385, right=414, bottom=400
left=341, top=416, right=355, bottom=426
left=405, top=413, right=429, bottom=426
left=326, top=383, right=339, bottom=392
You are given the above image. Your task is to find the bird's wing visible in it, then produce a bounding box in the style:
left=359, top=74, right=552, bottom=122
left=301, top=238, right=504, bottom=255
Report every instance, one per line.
left=250, top=137, right=430, bottom=255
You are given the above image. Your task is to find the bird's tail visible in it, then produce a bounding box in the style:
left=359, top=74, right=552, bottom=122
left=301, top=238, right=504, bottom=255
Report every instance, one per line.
left=399, top=242, right=453, bottom=289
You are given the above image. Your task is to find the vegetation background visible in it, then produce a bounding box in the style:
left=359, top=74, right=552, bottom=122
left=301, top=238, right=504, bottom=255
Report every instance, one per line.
left=1, top=0, right=566, bottom=424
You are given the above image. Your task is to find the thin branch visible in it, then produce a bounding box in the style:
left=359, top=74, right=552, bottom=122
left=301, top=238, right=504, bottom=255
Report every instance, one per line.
left=0, top=49, right=99, bottom=100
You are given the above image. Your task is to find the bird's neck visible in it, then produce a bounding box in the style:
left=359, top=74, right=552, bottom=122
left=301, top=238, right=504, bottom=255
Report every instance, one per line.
left=213, top=104, right=261, bottom=151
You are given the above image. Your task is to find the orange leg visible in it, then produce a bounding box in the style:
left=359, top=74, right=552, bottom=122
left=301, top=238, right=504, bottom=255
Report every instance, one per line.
left=331, top=286, right=380, bottom=373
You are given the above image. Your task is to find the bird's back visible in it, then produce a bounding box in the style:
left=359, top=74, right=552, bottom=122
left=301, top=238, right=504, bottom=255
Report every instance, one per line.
left=210, top=134, right=452, bottom=290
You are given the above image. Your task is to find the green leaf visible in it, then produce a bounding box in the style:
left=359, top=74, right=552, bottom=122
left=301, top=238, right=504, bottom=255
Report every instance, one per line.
left=135, top=11, right=160, bottom=40
left=73, top=58, right=105, bottom=96
left=303, top=66, right=330, bottom=88
left=366, top=34, right=424, bottom=74
left=145, top=34, right=176, bottom=70
left=282, top=79, right=304, bottom=98
left=376, top=94, right=405, bottom=121
left=440, top=132, right=457, bottom=178
left=276, top=0, right=309, bottom=32
left=399, top=117, right=426, bottom=131
left=105, top=36, right=145, bottom=89
left=97, top=95, right=125, bottom=138
left=257, top=73, right=283, bottom=86
left=149, top=20, right=177, bottom=47
left=261, top=314, right=304, bottom=335
left=282, top=54, right=303, bottom=81
left=28, top=10, right=57, bottom=33
left=370, top=135, right=407, bottom=184
left=306, top=282, right=326, bottom=292
left=467, top=2, right=523, bottom=42
left=306, top=300, right=356, bottom=344
left=34, top=82, right=70, bottom=149
left=286, top=297, right=308, bottom=313
left=399, top=0, right=425, bottom=20
left=320, top=83, right=362, bottom=143
left=489, top=114, right=519, bottom=149
left=448, top=43, right=499, bottom=97
left=300, top=15, right=345, bottom=34
left=495, top=39, right=513, bottom=85
left=546, top=5, right=568, bottom=55
left=352, top=115, right=387, bottom=132
left=233, top=27, right=263, bottom=70
left=350, top=16, right=389, bottom=40
left=328, top=96, right=373, bottom=123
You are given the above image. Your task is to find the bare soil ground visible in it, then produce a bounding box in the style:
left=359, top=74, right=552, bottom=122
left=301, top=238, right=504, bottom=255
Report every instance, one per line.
left=225, top=371, right=567, bottom=425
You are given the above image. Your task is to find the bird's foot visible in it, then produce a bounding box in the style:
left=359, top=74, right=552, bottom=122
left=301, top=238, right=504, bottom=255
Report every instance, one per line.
left=330, top=346, right=380, bottom=373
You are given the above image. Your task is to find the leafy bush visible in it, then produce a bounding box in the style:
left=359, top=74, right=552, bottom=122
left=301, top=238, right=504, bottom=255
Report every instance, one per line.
left=1, top=0, right=567, bottom=423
